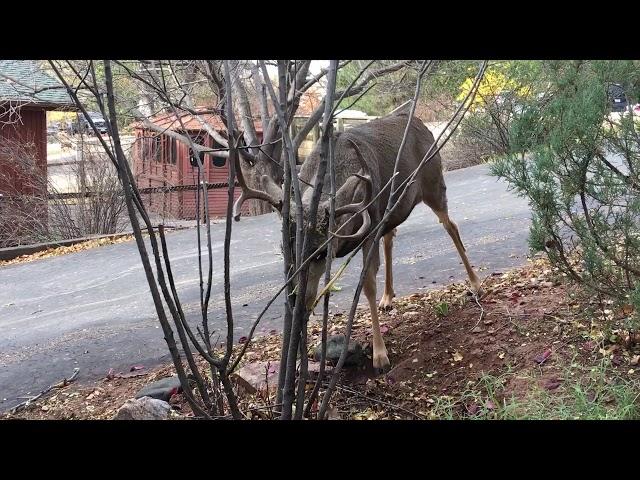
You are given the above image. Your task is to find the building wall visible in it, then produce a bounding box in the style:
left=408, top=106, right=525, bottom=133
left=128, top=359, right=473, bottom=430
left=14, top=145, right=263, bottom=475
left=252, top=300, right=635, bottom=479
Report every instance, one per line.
left=133, top=130, right=250, bottom=220
left=0, top=107, right=47, bottom=196
left=0, top=107, right=48, bottom=246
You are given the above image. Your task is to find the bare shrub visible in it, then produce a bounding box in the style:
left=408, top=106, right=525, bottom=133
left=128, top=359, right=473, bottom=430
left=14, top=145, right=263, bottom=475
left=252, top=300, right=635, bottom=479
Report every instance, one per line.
left=439, top=129, right=494, bottom=171
left=0, top=135, right=127, bottom=248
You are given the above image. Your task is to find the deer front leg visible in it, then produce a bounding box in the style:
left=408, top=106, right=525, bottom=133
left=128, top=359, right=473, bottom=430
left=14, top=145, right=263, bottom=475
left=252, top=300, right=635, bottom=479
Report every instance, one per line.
left=378, top=228, right=396, bottom=310
left=363, top=264, right=390, bottom=372
left=435, top=209, right=482, bottom=294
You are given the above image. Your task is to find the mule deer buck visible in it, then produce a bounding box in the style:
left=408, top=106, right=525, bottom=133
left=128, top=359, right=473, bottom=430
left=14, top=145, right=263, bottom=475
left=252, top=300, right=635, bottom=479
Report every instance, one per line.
left=233, top=109, right=481, bottom=371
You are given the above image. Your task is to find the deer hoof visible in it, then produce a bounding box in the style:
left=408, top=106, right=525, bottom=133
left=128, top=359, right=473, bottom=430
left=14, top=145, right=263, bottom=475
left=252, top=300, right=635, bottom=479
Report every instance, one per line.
left=373, top=351, right=391, bottom=372
left=378, top=294, right=394, bottom=311
left=470, top=279, right=484, bottom=297
left=472, top=286, right=485, bottom=298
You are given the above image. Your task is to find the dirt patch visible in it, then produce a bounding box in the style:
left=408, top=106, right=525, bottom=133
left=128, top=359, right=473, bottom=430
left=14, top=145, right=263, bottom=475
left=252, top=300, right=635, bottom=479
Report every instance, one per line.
left=4, top=256, right=639, bottom=420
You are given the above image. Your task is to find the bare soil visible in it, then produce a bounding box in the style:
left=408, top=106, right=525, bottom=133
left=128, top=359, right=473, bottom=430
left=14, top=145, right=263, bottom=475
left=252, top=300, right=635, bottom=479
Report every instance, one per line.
left=4, top=256, right=639, bottom=420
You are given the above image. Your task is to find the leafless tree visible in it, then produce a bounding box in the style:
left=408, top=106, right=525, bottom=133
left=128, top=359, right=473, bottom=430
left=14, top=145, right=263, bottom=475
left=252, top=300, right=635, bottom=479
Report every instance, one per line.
left=0, top=135, right=127, bottom=247
left=47, top=59, right=485, bottom=419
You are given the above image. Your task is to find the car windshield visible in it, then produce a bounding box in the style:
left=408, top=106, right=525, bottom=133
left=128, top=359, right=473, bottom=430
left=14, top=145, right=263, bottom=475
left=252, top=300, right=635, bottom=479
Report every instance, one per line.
left=607, top=84, right=626, bottom=99
left=87, top=113, right=105, bottom=121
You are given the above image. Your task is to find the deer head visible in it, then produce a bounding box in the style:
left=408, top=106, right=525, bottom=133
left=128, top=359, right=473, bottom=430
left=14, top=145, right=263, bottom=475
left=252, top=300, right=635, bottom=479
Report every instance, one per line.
left=234, top=137, right=373, bottom=310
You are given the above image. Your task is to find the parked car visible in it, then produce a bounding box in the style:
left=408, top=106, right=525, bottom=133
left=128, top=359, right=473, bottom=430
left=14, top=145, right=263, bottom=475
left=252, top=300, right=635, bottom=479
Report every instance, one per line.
left=46, top=122, right=60, bottom=135
left=69, top=112, right=108, bottom=135
left=607, top=83, right=628, bottom=112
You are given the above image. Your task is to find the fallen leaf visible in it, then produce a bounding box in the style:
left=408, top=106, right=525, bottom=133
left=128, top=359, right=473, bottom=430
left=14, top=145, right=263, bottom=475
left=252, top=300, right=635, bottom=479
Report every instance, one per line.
left=544, top=378, right=562, bottom=390
left=238, top=336, right=248, bottom=344
left=630, top=355, right=640, bottom=366
left=498, top=352, right=505, bottom=359
left=466, top=403, right=479, bottom=415
left=452, top=352, right=463, bottom=362
left=533, top=349, right=551, bottom=365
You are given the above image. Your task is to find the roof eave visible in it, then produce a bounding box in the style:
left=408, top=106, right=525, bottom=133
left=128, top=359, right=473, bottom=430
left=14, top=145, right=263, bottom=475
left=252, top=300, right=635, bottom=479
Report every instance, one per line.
left=0, top=99, right=79, bottom=111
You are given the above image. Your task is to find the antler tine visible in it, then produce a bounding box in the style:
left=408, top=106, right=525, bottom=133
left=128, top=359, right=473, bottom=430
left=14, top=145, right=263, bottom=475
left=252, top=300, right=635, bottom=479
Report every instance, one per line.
left=232, top=149, right=282, bottom=221
left=331, top=208, right=371, bottom=240
left=331, top=138, right=374, bottom=241
left=347, top=138, right=371, bottom=178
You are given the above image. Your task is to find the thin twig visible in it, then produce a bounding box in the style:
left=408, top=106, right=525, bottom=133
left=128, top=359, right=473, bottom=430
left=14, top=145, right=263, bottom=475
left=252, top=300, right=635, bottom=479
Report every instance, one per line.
left=333, top=384, right=425, bottom=419
left=469, top=294, right=485, bottom=331
left=9, top=368, right=80, bottom=414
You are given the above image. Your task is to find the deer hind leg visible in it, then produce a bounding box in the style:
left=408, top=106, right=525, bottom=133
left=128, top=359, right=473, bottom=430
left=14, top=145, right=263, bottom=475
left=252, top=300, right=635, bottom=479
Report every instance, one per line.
left=434, top=208, right=482, bottom=294
left=362, top=248, right=390, bottom=371
left=378, top=228, right=397, bottom=310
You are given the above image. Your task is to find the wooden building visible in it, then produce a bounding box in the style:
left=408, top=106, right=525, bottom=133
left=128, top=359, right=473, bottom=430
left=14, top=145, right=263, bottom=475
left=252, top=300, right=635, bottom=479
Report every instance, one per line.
left=132, top=109, right=262, bottom=220
left=0, top=60, right=75, bottom=245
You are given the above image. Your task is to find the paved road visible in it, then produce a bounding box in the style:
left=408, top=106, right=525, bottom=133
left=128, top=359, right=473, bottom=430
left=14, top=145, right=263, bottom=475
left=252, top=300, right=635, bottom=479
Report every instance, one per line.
left=0, top=164, right=531, bottom=411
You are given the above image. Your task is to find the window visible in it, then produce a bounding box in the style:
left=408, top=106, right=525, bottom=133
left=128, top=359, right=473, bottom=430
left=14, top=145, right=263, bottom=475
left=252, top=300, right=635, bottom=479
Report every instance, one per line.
left=152, top=136, right=161, bottom=163
left=162, top=135, right=177, bottom=165
left=142, top=134, right=161, bottom=163
left=211, top=137, right=226, bottom=168
left=170, top=137, right=177, bottom=164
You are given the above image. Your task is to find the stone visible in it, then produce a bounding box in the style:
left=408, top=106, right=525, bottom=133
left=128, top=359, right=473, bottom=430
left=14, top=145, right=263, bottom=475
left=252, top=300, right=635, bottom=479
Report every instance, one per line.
left=403, top=311, right=420, bottom=319
left=231, top=360, right=280, bottom=395
left=313, top=335, right=366, bottom=367
left=112, top=397, right=171, bottom=420
left=306, top=360, right=333, bottom=377
left=135, top=376, right=182, bottom=402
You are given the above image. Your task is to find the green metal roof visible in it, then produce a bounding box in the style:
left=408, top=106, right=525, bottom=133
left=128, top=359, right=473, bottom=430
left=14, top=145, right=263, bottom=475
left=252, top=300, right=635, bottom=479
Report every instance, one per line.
left=0, top=60, right=75, bottom=109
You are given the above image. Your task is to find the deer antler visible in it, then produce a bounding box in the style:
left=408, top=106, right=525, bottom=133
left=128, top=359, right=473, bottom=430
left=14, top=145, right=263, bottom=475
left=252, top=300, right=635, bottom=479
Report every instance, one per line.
left=331, top=139, right=373, bottom=241
left=232, top=145, right=283, bottom=221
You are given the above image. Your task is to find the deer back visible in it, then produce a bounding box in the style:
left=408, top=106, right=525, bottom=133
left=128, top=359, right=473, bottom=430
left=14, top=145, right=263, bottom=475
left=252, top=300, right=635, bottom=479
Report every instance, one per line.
left=299, top=111, right=444, bottom=240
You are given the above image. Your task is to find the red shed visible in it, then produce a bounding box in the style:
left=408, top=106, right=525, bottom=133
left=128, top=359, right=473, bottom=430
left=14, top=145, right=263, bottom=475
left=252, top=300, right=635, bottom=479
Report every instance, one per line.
left=132, top=109, right=263, bottom=220
left=0, top=60, right=75, bottom=246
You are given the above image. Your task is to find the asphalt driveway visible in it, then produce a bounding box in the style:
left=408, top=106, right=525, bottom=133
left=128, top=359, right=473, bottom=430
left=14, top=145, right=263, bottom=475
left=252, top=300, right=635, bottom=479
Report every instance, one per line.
left=0, top=164, right=531, bottom=411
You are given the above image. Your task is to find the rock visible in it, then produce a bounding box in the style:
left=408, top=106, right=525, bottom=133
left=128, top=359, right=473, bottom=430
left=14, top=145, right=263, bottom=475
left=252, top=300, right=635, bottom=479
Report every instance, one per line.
left=231, top=361, right=280, bottom=395
left=313, top=335, right=365, bottom=367
left=306, top=360, right=333, bottom=377
left=471, top=326, right=483, bottom=333
left=326, top=406, right=341, bottom=420
left=403, top=311, right=420, bottom=319
left=135, top=376, right=182, bottom=402
left=112, top=397, right=171, bottom=420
